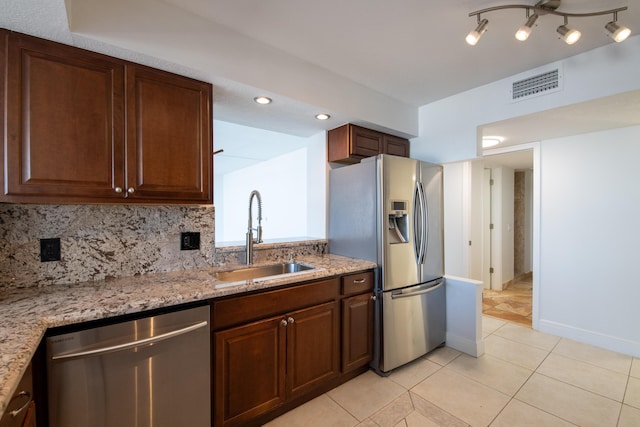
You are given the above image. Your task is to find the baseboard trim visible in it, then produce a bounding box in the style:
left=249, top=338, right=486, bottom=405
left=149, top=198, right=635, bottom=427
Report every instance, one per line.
left=538, top=319, right=640, bottom=358
left=446, top=332, right=485, bottom=357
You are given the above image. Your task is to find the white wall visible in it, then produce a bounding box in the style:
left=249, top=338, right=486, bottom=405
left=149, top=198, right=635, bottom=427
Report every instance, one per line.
left=214, top=126, right=327, bottom=243
left=413, top=36, right=640, bottom=164
left=538, top=126, right=640, bottom=356
left=423, top=38, right=640, bottom=357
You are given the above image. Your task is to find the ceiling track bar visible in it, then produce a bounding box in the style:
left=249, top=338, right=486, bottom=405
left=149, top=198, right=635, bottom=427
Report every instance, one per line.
left=469, top=5, right=628, bottom=19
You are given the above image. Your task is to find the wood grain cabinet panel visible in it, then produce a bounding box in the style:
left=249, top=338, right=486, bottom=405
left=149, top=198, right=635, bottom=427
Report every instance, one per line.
left=327, top=123, right=409, bottom=164
left=342, top=292, right=374, bottom=373
left=214, top=316, right=287, bottom=427
left=3, top=31, right=125, bottom=200
left=1, top=30, right=212, bottom=204
left=126, top=65, right=211, bottom=202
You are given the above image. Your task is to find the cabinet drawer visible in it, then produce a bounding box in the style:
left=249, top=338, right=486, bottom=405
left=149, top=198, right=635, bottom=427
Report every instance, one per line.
left=211, top=278, right=340, bottom=330
left=341, top=271, right=374, bottom=296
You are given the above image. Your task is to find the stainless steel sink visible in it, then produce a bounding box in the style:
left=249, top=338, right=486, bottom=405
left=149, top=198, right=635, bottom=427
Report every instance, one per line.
left=214, top=262, right=314, bottom=282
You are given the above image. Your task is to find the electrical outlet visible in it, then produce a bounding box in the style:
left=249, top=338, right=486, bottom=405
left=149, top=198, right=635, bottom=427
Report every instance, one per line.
left=40, top=238, right=61, bottom=262
left=180, top=232, right=200, bottom=251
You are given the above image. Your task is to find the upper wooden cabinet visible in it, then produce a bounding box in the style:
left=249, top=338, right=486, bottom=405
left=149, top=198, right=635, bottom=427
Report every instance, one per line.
left=0, top=30, right=212, bottom=204
left=327, top=123, right=410, bottom=164
left=125, top=65, right=211, bottom=202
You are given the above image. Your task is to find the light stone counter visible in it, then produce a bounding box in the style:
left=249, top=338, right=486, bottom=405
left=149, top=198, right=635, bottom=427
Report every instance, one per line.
left=0, top=253, right=376, bottom=418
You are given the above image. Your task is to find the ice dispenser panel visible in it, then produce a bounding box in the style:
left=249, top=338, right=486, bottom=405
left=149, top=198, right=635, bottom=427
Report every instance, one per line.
left=388, top=200, right=408, bottom=244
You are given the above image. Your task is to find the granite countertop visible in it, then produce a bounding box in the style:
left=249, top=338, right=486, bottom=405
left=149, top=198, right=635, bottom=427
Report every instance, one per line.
left=0, top=253, right=376, bottom=418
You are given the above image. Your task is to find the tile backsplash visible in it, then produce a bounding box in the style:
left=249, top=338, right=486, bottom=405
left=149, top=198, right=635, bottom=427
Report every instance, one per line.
left=0, top=204, right=215, bottom=289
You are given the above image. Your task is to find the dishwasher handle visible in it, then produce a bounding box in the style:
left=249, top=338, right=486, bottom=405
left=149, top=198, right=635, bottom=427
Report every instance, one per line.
left=51, top=320, right=208, bottom=361
left=391, top=280, right=444, bottom=299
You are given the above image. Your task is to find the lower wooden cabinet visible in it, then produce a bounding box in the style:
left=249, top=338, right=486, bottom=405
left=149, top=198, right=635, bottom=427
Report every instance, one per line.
left=214, top=301, right=339, bottom=427
left=0, top=363, right=36, bottom=427
left=342, top=292, right=374, bottom=373
left=211, top=271, right=373, bottom=427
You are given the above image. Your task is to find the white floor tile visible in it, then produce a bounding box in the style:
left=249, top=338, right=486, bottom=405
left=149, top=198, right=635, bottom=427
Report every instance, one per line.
left=630, top=358, right=640, bottom=378
left=624, top=377, right=640, bottom=409
left=424, top=345, right=461, bottom=366
left=482, top=316, right=506, bottom=337
left=409, top=391, right=468, bottom=427
left=404, top=410, right=440, bottom=427
left=618, top=404, right=640, bottom=427
left=327, top=371, right=406, bottom=421
left=552, top=338, right=632, bottom=374
left=412, top=368, right=510, bottom=427
left=484, top=334, right=549, bottom=370
left=490, top=399, right=576, bottom=427
left=388, top=357, right=441, bottom=389
left=493, top=322, right=560, bottom=351
left=264, top=394, right=358, bottom=427
left=446, top=353, right=533, bottom=396
left=515, top=373, right=621, bottom=427
left=536, top=353, right=628, bottom=401
left=370, top=392, right=414, bottom=427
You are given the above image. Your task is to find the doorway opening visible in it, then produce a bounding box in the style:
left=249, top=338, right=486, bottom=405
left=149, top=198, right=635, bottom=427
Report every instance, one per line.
left=481, top=149, right=533, bottom=326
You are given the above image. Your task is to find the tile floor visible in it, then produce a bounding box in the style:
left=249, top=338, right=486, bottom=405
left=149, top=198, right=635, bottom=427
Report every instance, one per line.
left=482, top=275, right=532, bottom=326
left=265, top=316, right=640, bottom=427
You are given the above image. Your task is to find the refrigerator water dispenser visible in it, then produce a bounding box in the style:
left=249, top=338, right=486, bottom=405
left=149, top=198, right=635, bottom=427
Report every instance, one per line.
left=388, top=200, right=408, bottom=244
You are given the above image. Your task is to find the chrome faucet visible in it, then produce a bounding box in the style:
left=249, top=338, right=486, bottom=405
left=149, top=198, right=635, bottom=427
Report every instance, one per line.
left=246, top=190, right=263, bottom=265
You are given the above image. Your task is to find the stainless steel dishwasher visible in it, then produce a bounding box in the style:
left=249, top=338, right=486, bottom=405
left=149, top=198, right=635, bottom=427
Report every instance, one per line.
left=46, top=304, right=210, bottom=427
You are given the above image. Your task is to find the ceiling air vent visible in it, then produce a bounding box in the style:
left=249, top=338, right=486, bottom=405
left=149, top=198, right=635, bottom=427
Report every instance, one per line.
left=510, top=68, right=562, bottom=101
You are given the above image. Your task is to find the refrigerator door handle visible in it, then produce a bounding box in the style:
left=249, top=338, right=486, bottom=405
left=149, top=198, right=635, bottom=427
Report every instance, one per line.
left=415, top=182, right=427, bottom=265
left=419, top=181, right=429, bottom=265
left=390, top=280, right=444, bottom=299
left=413, top=183, right=424, bottom=264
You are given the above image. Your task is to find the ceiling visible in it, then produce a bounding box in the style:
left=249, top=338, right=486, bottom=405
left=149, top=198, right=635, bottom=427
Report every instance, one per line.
left=1, top=0, right=639, bottom=167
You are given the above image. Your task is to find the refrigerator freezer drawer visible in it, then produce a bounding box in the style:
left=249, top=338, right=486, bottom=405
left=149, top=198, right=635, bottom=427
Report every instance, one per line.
left=379, top=280, right=445, bottom=373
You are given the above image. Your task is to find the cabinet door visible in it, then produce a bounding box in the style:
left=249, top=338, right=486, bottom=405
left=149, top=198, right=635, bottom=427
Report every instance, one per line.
left=383, top=134, right=410, bottom=158
left=214, top=316, right=286, bottom=427
left=3, top=32, right=125, bottom=201
left=342, top=293, right=374, bottom=373
left=126, top=65, right=212, bottom=202
left=350, top=125, right=383, bottom=158
left=286, top=301, right=340, bottom=397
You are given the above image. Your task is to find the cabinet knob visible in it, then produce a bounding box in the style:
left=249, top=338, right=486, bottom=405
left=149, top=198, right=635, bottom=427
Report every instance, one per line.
left=280, top=319, right=288, bottom=327
left=287, top=317, right=295, bottom=324
left=371, top=295, right=377, bottom=301
left=127, top=187, right=135, bottom=194
left=115, top=187, right=123, bottom=193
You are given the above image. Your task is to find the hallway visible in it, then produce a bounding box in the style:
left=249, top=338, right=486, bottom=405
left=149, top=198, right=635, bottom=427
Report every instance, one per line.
left=482, top=274, right=532, bottom=327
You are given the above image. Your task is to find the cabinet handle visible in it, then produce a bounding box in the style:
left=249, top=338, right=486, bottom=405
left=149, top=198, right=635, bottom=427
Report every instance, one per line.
left=9, top=391, right=31, bottom=417
left=115, top=187, right=123, bottom=193
left=371, top=295, right=376, bottom=301
left=280, top=319, right=288, bottom=327
left=353, top=278, right=367, bottom=284
left=127, top=187, right=135, bottom=194
left=287, top=317, right=295, bottom=324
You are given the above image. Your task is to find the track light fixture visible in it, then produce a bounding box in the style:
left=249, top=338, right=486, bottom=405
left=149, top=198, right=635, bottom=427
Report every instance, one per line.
left=605, top=12, right=632, bottom=43
left=557, top=17, right=581, bottom=45
left=466, top=0, right=631, bottom=46
left=515, top=11, right=539, bottom=41
left=466, top=17, right=489, bottom=46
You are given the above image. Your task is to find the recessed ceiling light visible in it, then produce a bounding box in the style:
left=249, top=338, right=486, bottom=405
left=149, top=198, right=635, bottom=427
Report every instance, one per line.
left=315, top=113, right=330, bottom=120
left=254, top=96, right=272, bottom=105
left=482, top=136, right=504, bottom=148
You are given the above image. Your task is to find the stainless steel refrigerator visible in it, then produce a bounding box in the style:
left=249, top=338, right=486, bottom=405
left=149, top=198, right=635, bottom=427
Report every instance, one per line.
left=329, top=154, right=445, bottom=374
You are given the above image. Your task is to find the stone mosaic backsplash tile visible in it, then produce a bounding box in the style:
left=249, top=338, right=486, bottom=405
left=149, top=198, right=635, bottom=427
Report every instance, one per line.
left=0, top=204, right=215, bottom=289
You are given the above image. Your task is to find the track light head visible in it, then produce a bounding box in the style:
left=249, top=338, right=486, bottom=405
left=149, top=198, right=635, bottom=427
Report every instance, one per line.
left=466, top=18, right=489, bottom=45
left=515, top=13, right=539, bottom=41
left=605, top=21, right=631, bottom=42
left=557, top=24, right=581, bottom=44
